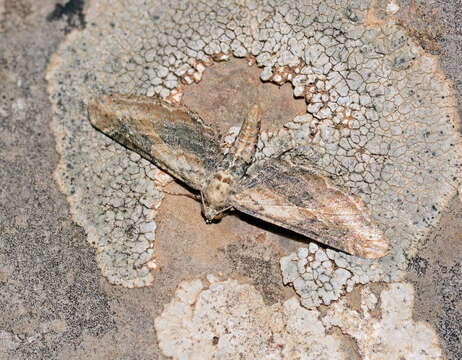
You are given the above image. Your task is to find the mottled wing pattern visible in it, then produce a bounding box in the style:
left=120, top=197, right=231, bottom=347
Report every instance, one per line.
left=231, top=159, right=388, bottom=258
left=88, top=94, right=221, bottom=190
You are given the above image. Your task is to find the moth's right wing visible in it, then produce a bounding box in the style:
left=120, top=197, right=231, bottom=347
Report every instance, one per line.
left=231, top=159, right=388, bottom=258
left=88, top=94, right=221, bottom=190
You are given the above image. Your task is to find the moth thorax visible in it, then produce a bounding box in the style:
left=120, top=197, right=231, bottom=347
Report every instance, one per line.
left=203, top=171, right=233, bottom=210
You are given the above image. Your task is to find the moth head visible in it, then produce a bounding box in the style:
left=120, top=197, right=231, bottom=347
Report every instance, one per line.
left=200, top=191, right=231, bottom=222
left=201, top=171, right=234, bottom=223
left=202, top=205, right=226, bottom=223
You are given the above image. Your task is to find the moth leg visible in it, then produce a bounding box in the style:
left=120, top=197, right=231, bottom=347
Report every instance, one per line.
left=160, top=189, right=201, bottom=201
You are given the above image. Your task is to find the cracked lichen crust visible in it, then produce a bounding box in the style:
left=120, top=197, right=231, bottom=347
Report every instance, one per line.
left=155, top=277, right=443, bottom=359
left=281, top=243, right=399, bottom=308
left=47, top=0, right=461, bottom=286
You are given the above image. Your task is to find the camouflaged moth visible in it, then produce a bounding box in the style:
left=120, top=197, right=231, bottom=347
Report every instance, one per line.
left=88, top=94, right=389, bottom=258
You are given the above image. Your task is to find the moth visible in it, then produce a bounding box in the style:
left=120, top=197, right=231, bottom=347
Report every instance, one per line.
left=88, top=94, right=388, bottom=258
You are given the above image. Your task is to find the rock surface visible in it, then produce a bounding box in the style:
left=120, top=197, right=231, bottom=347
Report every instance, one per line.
left=0, top=0, right=461, bottom=359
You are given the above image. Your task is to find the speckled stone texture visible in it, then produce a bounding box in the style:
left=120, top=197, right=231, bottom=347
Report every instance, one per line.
left=1, top=0, right=461, bottom=359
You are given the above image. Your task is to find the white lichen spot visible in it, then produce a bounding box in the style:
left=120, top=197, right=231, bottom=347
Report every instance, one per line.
left=150, top=168, right=174, bottom=188
left=322, top=283, right=444, bottom=360
left=154, top=278, right=347, bottom=360
left=155, top=278, right=443, bottom=359
left=222, top=126, right=241, bottom=154
left=386, top=0, right=400, bottom=15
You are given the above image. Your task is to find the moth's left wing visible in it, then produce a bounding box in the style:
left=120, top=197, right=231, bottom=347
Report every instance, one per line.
left=88, top=94, right=221, bottom=190
left=231, top=159, right=388, bottom=258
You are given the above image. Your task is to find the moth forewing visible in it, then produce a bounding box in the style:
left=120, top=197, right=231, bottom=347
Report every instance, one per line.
left=88, top=94, right=221, bottom=191
left=231, top=160, right=388, bottom=259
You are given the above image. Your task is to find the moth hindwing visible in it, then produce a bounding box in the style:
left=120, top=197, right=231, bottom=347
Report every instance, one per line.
left=89, top=94, right=389, bottom=259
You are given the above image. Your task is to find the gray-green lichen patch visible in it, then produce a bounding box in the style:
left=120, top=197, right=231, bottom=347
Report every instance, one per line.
left=47, top=0, right=461, bottom=289
left=154, top=277, right=443, bottom=359
left=50, top=123, right=162, bottom=287
left=280, top=243, right=396, bottom=308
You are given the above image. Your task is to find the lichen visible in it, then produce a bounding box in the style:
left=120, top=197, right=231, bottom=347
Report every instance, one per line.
left=154, top=276, right=347, bottom=359
left=322, top=282, right=444, bottom=360
left=280, top=243, right=399, bottom=308
left=155, top=277, right=443, bottom=359
left=47, top=0, right=461, bottom=289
